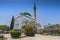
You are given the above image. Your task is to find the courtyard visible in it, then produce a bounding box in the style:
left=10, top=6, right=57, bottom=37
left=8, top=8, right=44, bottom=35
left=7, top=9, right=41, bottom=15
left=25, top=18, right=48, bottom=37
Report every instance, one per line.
left=4, top=34, right=60, bottom=40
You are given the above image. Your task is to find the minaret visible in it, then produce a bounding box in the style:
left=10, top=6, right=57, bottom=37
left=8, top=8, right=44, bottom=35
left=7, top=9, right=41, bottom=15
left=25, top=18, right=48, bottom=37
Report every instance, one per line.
left=33, top=2, right=36, bottom=20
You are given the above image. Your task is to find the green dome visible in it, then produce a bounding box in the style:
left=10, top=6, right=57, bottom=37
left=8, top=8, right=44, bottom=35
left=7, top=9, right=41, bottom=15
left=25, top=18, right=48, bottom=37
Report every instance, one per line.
left=46, top=24, right=54, bottom=30
left=20, top=12, right=32, bottom=16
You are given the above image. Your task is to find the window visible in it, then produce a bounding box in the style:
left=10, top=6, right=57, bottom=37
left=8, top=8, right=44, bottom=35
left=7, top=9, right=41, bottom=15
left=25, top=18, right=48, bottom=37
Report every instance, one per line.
left=18, top=23, right=19, bottom=26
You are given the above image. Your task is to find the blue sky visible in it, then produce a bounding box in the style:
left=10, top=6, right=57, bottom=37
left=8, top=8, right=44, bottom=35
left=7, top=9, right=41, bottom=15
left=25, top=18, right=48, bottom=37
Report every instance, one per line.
left=0, top=0, right=60, bottom=26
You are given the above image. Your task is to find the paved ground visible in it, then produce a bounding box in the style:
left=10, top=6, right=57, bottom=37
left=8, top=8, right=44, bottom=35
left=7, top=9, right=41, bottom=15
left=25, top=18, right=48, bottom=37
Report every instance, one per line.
left=4, top=34, right=60, bottom=40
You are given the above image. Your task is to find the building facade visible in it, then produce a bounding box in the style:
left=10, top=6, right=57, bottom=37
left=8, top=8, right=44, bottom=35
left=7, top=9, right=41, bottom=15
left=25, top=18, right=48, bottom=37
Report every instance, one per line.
left=14, top=2, right=37, bottom=29
left=14, top=15, right=35, bottom=29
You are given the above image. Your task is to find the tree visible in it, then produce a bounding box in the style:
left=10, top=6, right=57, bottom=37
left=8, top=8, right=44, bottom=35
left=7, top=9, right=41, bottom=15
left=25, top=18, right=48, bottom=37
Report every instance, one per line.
left=10, top=16, right=14, bottom=30
left=51, top=24, right=60, bottom=30
left=0, top=25, right=10, bottom=31
left=22, top=20, right=41, bottom=33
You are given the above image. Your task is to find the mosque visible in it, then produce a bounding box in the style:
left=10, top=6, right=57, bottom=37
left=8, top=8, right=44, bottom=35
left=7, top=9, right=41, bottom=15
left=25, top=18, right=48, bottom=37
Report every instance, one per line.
left=14, top=3, right=40, bottom=33
left=14, top=3, right=37, bottom=29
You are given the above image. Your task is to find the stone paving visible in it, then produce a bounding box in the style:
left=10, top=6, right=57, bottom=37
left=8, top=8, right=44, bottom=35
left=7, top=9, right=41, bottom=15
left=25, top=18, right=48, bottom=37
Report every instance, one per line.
left=4, top=34, right=60, bottom=40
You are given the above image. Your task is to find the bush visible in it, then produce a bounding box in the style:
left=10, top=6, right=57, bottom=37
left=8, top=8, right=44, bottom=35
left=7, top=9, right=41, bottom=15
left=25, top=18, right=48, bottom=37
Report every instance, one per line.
left=24, top=26, right=33, bottom=32
left=25, top=31, right=35, bottom=36
left=24, top=25, right=35, bottom=36
left=10, top=29, right=21, bottom=38
left=0, top=35, right=4, bottom=38
left=52, top=30, right=60, bottom=36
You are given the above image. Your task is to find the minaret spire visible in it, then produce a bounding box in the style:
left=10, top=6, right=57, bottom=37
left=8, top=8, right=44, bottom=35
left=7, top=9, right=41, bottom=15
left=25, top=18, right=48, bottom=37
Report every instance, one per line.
left=33, top=2, right=36, bottom=20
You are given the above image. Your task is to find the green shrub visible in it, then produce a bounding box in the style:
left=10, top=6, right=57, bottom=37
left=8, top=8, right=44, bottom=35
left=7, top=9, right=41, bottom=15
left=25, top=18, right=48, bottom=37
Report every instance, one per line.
left=24, top=26, right=33, bottom=32
left=25, top=31, right=35, bottom=36
left=0, top=35, right=4, bottom=38
left=52, top=30, right=60, bottom=36
left=24, top=25, right=35, bottom=36
left=13, top=29, right=21, bottom=31
left=10, top=29, right=21, bottom=38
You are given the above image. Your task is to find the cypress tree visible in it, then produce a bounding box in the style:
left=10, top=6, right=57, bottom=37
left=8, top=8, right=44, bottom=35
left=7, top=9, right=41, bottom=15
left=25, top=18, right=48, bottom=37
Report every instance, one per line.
left=10, top=16, right=14, bottom=30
